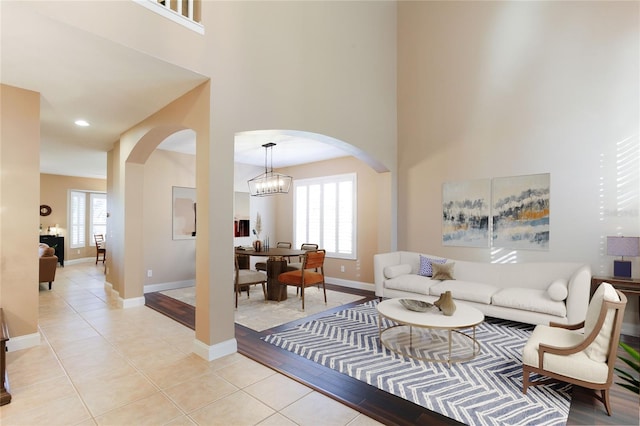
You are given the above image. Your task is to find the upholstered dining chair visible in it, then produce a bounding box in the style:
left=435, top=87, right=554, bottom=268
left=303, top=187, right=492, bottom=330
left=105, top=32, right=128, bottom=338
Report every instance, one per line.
left=522, top=282, right=627, bottom=416
left=277, top=249, right=326, bottom=310
left=234, top=254, right=267, bottom=308
left=94, top=234, right=106, bottom=265
left=255, top=241, right=292, bottom=271
left=285, top=243, right=319, bottom=271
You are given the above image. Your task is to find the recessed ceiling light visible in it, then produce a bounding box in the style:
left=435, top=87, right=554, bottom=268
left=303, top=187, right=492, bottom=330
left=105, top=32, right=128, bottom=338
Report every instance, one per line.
left=74, top=119, right=90, bottom=127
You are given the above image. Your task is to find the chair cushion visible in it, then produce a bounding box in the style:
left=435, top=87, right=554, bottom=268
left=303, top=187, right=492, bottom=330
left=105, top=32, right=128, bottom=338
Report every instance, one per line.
left=583, top=282, right=620, bottom=363
left=237, top=270, right=266, bottom=285
left=522, top=324, right=609, bottom=384
left=279, top=270, right=324, bottom=286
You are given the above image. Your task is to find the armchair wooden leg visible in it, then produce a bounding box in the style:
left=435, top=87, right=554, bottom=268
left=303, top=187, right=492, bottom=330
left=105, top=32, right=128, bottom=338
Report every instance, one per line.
left=301, top=286, right=305, bottom=311
left=322, top=282, right=327, bottom=304
left=261, top=283, right=267, bottom=301
left=601, top=389, right=612, bottom=416
left=522, top=367, right=530, bottom=394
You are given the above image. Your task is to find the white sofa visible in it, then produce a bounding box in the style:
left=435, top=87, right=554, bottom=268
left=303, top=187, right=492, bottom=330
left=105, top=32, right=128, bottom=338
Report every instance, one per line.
left=374, top=251, right=592, bottom=326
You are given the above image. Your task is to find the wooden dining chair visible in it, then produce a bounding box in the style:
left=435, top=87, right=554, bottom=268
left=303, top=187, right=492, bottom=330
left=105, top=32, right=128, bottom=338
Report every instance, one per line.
left=286, top=243, right=319, bottom=271
left=234, top=254, right=267, bottom=308
left=256, top=242, right=292, bottom=271
left=94, top=234, right=106, bottom=264
left=277, top=250, right=326, bottom=310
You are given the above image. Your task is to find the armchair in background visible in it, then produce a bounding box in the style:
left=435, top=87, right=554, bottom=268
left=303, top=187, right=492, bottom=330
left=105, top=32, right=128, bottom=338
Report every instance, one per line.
left=39, top=243, right=58, bottom=290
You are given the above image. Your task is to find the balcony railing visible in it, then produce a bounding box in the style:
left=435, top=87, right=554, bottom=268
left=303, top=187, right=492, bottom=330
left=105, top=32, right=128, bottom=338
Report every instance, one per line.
left=156, top=0, right=197, bottom=22
left=137, top=0, right=203, bottom=34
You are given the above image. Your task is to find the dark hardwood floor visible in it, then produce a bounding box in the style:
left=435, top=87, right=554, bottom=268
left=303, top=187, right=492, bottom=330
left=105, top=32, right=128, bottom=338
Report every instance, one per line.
left=145, top=285, right=639, bottom=426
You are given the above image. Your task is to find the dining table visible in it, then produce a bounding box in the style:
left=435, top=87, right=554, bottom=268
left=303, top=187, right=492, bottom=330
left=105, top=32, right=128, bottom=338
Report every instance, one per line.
left=235, top=247, right=307, bottom=301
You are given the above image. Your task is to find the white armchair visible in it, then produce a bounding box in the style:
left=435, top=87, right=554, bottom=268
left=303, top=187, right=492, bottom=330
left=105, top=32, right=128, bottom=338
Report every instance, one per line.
left=522, top=282, right=627, bottom=416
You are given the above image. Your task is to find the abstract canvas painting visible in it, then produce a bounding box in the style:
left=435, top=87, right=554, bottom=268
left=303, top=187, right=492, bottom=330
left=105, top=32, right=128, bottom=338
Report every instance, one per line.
left=492, top=173, right=550, bottom=250
left=442, top=179, right=491, bottom=247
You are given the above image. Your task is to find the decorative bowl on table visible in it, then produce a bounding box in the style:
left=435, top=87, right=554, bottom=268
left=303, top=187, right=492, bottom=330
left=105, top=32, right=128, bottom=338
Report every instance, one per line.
left=399, top=299, right=434, bottom=312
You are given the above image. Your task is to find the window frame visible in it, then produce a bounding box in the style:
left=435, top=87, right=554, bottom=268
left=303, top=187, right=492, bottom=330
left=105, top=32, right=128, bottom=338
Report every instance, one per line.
left=293, top=173, right=357, bottom=260
left=68, top=190, right=107, bottom=249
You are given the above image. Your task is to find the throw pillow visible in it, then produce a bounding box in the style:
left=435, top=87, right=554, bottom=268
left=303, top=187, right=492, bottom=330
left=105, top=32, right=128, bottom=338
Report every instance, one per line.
left=431, top=262, right=455, bottom=280
left=547, top=278, right=568, bottom=301
left=383, top=264, right=412, bottom=279
left=418, top=255, right=447, bottom=277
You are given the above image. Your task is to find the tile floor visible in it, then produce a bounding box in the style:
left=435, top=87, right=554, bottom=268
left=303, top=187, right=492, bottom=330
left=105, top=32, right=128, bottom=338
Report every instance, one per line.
left=1, top=262, right=382, bottom=426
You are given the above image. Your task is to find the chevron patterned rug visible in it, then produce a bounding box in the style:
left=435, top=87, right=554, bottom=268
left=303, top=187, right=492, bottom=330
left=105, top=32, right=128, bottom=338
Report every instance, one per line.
left=264, top=300, right=572, bottom=426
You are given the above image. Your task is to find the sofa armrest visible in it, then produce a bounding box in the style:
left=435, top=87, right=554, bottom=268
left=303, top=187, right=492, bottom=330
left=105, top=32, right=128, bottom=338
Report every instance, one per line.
left=39, top=255, right=58, bottom=284
left=565, top=264, right=591, bottom=324
left=373, top=252, right=402, bottom=297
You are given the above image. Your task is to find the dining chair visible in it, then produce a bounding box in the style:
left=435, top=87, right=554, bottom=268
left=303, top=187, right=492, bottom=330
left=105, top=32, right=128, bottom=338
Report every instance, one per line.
left=94, top=234, right=106, bottom=265
left=277, top=249, right=326, bottom=310
left=234, top=254, right=267, bottom=308
left=522, top=282, right=627, bottom=415
left=256, top=242, right=292, bottom=271
left=286, top=243, right=319, bottom=271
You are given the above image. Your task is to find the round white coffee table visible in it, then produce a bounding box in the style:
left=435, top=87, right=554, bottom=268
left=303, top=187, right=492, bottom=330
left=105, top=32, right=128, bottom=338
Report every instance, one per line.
left=377, top=297, right=484, bottom=366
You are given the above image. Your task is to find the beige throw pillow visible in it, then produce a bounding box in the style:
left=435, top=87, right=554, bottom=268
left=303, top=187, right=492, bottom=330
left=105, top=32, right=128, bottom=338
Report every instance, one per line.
left=431, top=262, right=455, bottom=280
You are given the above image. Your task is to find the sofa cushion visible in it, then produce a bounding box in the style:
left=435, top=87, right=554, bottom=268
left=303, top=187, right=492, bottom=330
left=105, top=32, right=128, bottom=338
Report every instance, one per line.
left=385, top=274, right=432, bottom=295
left=547, top=278, right=568, bottom=301
left=418, top=255, right=446, bottom=277
left=429, top=280, right=499, bottom=304
left=431, top=262, right=455, bottom=280
left=584, top=282, right=620, bottom=363
left=492, top=288, right=567, bottom=317
left=384, top=264, right=412, bottom=279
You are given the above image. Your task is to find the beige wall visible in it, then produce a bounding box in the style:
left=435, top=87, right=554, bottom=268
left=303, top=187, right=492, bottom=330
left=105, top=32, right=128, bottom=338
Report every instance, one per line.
left=40, top=174, right=107, bottom=261
left=0, top=84, right=40, bottom=338
left=143, top=149, right=196, bottom=286
left=275, top=156, right=386, bottom=285
left=398, top=1, right=639, bottom=332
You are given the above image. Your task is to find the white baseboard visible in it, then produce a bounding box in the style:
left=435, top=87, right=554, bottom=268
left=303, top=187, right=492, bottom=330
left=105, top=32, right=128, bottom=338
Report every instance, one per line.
left=64, top=257, right=95, bottom=265
left=326, top=277, right=375, bottom=292
left=119, top=296, right=145, bottom=309
left=144, top=279, right=195, bottom=294
left=5, top=332, right=40, bottom=352
left=193, top=337, right=237, bottom=361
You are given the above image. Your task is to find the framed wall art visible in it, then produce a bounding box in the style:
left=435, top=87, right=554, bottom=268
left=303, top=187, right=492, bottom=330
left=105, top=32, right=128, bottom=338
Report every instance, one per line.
left=492, top=173, right=550, bottom=250
left=442, top=179, right=491, bottom=247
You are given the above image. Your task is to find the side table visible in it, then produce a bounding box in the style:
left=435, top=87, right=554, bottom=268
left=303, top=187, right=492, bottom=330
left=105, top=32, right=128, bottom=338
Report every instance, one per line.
left=591, top=276, right=640, bottom=320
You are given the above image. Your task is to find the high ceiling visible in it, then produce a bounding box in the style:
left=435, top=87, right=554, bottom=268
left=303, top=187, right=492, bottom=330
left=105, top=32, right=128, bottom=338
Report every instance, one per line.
left=1, top=2, right=348, bottom=180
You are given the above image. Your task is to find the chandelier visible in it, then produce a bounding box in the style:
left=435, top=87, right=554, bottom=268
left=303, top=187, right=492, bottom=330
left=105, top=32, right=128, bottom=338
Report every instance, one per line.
left=248, top=142, right=292, bottom=196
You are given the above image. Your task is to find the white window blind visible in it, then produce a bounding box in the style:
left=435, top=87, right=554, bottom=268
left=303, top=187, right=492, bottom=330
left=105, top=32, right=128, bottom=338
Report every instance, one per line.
left=90, top=193, right=107, bottom=245
left=293, top=173, right=357, bottom=260
left=69, top=191, right=86, bottom=249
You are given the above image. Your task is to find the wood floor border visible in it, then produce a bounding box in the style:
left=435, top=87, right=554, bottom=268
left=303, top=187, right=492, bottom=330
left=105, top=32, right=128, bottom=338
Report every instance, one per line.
left=144, top=285, right=639, bottom=426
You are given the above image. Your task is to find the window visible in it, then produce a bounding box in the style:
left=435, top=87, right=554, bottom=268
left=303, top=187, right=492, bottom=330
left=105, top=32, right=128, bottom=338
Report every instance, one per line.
left=293, top=173, right=356, bottom=259
left=90, top=193, right=107, bottom=245
left=69, top=191, right=86, bottom=249
left=69, top=190, right=107, bottom=249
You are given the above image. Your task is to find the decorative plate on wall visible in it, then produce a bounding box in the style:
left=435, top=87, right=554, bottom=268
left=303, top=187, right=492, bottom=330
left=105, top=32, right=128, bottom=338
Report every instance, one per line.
left=40, top=205, right=52, bottom=216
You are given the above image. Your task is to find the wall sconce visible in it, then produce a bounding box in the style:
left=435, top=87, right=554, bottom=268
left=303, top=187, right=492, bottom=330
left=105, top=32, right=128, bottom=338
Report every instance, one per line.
left=607, top=236, right=639, bottom=278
